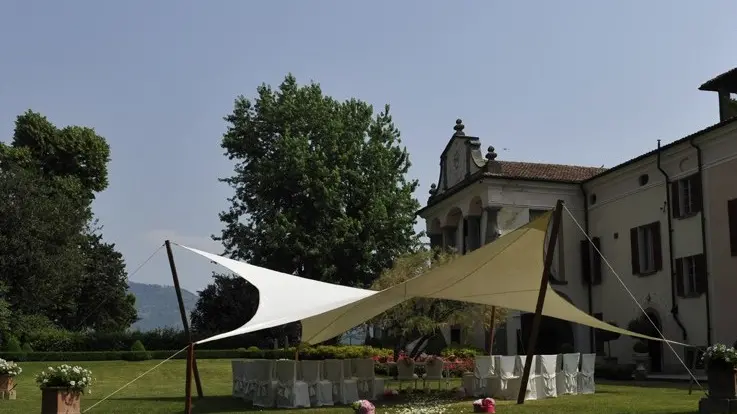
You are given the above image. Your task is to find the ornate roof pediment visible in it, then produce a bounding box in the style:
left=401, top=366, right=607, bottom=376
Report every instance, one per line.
left=430, top=119, right=487, bottom=198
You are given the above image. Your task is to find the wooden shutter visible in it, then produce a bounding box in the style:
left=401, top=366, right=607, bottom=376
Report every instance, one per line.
left=691, top=173, right=703, bottom=213
left=729, top=198, right=737, bottom=256
left=675, top=258, right=685, bottom=297
left=652, top=221, right=663, bottom=271
left=580, top=240, right=591, bottom=284
left=630, top=227, right=640, bottom=275
left=592, top=237, right=602, bottom=285
left=695, top=254, right=707, bottom=295
left=671, top=181, right=681, bottom=218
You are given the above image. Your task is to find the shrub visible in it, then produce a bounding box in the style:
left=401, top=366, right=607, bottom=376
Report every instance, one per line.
left=440, top=346, right=480, bottom=359
left=122, top=340, right=151, bottom=361
left=3, top=336, right=22, bottom=353
left=21, top=343, right=33, bottom=353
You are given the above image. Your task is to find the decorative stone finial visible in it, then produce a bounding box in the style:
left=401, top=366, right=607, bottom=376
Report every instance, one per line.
left=453, top=119, right=465, bottom=136
left=429, top=183, right=437, bottom=195
left=485, top=146, right=498, bottom=161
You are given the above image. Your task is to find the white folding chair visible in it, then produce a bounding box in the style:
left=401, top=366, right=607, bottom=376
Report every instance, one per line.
left=534, top=355, right=558, bottom=399
left=324, top=359, right=359, bottom=404
left=274, top=360, right=310, bottom=408
left=559, top=353, right=580, bottom=395
left=300, top=360, right=333, bottom=406
left=252, top=359, right=277, bottom=408
left=396, top=359, right=417, bottom=390
left=422, top=357, right=448, bottom=390
left=578, top=353, right=596, bottom=394
left=354, top=358, right=385, bottom=399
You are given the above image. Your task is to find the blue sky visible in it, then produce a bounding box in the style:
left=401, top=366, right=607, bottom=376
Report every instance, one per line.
left=1, top=1, right=735, bottom=294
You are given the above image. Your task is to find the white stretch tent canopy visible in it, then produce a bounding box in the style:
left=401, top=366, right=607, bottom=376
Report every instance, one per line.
left=183, top=212, right=686, bottom=347
left=180, top=246, right=378, bottom=345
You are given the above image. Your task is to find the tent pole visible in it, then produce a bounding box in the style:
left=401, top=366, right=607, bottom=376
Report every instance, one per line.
left=488, top=306, right=497, bottom=356
left=184, top=342, right=194, bottom=414
left=516, top=200, right=564, bottom=404
left=165, top=240, right=204, bottom=398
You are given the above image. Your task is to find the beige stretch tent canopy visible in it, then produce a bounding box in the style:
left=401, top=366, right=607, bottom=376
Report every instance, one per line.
left=184, top=212, right=686, bottom=347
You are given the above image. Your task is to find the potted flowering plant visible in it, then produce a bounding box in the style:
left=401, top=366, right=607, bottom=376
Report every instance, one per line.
left=702, top=344, right=737, bottom=399
left=0, top=358, right=22, bottom=393
left=351, top=399, right=375, bottom=414
left=36, top=364, right=93, bottom=414
left=472, top=397, right=496, bottom=413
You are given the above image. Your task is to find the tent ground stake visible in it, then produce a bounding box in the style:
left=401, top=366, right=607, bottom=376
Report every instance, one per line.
left=516, top=200, right=564, bottom=405
left=165, top=240, right=204, bottom=398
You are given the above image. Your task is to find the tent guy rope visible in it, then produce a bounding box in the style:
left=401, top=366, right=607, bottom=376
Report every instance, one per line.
left=562, top=203, right=704, bottom=392
left=82, top=346, right=189, bottom=413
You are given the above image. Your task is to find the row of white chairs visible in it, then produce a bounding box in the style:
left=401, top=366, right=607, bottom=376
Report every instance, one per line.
left=232, top=358, right=385, bottom=408
left=394, top=358, right=450, bottom=390
left=463, top=353, right=596, bottom=400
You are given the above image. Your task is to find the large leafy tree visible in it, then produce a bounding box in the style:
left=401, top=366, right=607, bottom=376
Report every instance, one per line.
left=72, top=231, right=139, bottom=332
left=0, top=110, right=136, bottom=332
left=370, top=249, right=507, bottom=357
left=216, top=75, right=421, bottom=288
left=0, top=163, right=88, bottom=323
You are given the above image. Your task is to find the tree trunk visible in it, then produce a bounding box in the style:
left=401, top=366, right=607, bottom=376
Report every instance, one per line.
left=409, top=333, right=433, bottom=358
left=394, top=336, right=406, bottom=361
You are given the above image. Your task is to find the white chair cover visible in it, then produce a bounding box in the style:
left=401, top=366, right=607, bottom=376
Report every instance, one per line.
left=354, top=358, right=385, bottom=399
left=483, top=356, right=502, bottom=398
left=396, top=359, right=417, bottom=389
left=534, top=355, right=558, bottom=399
left=558, top=353, right=580, bottom=395
left=251, top=359, right=277, bottom=408
left=422, top=357, right=447, bottom=390
left=232, top=360, right=245, bottom=398
left=500, top=356, right=537, bottom=400
left=578, top=353, right=596, bottom=394
left=300, top=360, right=333, bottom=406
left=232, top=360, right=259, bottom=401
left=343, top=359, right=355, bottom=379
left=497, top=356, right=518, bottom=400
left=473, top=356, right=494, bottom=397
left=324, top=359, right=359, bottom=404
left=274, top=360, right=310, bottom=408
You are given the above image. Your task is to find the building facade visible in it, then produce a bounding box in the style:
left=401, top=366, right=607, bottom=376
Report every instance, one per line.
left=418, top=68, right=737, bottom=373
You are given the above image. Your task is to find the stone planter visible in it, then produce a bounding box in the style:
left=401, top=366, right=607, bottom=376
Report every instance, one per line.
left=0, top=374, right=14, bottom=391
left=41, top=387, right=82, bottom=414
left=707, top=361, right=737, bottom=399
left=633, top=353, right=650, bottom=380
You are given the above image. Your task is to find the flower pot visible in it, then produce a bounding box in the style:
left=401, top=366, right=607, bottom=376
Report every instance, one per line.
left=0, top=375, right=14, bottom=392
left=632, top=353, right=650, bottom=379
left=707, top=361, right=737, bottom=399
left=41, top=388, right=82, bottom=414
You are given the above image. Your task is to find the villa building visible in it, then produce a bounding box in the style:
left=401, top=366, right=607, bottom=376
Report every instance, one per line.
left=418, top=67, right=737, bottom=373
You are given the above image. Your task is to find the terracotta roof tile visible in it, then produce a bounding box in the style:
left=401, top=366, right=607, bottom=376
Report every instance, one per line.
left=486, top=161, right=607, bottom=182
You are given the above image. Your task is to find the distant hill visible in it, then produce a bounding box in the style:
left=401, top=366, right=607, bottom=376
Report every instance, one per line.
left=128, top=282, right=198, bottom=332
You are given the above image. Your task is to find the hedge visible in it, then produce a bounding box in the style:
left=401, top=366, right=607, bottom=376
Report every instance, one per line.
left=0, top=345, right=394, bottom=362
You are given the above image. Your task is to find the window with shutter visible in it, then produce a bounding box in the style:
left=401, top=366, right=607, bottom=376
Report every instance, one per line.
left=592, top=237, right=602, bottom=285
left=630, top=222, right=662, bottom=276
left=675, top=254, right=706, bottom=297
left=729, top=198, right=737, bottom=257
left=580, top=239, right=591, bottom=284
left=672, top=173, right=702, bottom=219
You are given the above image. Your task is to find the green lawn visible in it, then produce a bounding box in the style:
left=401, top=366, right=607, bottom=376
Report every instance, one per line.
left=0, top=359, right=704, bottom=413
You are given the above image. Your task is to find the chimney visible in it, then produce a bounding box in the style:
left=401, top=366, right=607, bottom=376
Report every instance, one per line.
left=699, top=68, right=737, bottom=122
